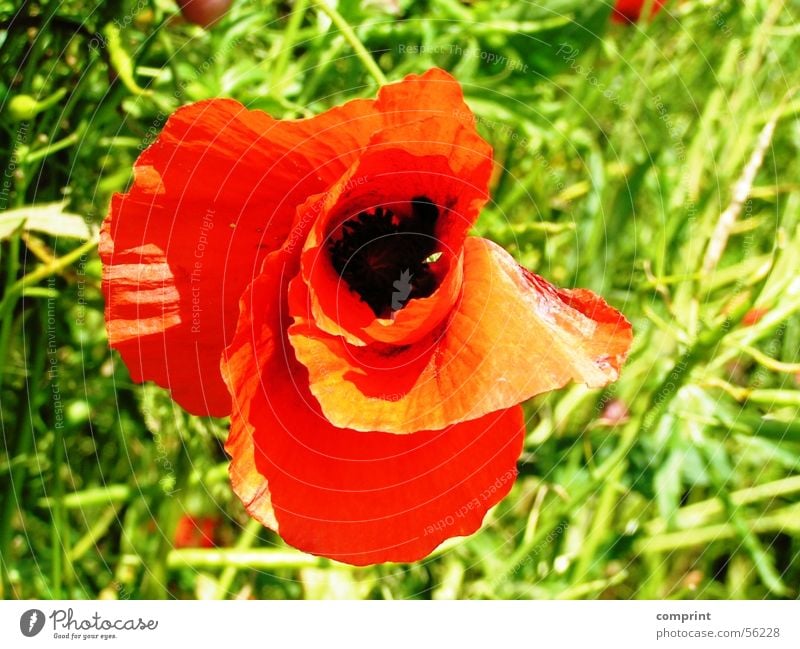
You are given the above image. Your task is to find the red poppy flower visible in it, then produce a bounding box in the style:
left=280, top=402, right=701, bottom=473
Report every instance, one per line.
left=174, top=514, right=218, bottom=548
left=176, top=0, right=232, bottom=28
left=612, top=0, right=666, bottom=23
left=741, top=306, right=769, bottom=327
left=100, top=69, right=632, bottom=565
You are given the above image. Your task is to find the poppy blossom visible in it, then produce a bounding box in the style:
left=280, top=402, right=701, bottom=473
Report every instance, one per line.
left=174, top=514, right=219, bottom=548
left=100, top=68, right=632, bottom=565
left=612, top=0, right=666, bottom=23
left=741, top=306, right=769, bottom=327
left=176, top=0, right=232, bottom=28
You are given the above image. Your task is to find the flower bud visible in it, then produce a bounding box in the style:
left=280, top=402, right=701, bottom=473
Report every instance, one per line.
left=176, top=0, right=233, bottom=28
left=7, top=95, right=39, bottom=121
left=6, top=88, right=67, bottom=121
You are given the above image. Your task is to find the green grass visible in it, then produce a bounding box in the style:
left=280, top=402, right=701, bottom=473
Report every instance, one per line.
left=1, top=0, right=799, bottom=599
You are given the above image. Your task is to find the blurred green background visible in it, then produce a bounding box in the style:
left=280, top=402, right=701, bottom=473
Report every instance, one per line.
left=1, top=0, right=799, bottom=599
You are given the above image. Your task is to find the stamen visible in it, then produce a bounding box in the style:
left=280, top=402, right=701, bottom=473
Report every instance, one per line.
left=328, top=196, right=441, bottom=316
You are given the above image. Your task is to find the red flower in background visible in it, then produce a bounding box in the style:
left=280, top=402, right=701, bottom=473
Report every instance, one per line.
left=612, top=0, right=666, bottom=23
left=174, top=515, right=218, bottom=548
left=741, top=307, right=769, bottom=327
left=100, top=69, right=632, bottom=565
left=176, top=0, right=232, bottom=28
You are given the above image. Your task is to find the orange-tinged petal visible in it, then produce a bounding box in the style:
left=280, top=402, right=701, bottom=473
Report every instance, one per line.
left=289, top=237, right=633, bottom=433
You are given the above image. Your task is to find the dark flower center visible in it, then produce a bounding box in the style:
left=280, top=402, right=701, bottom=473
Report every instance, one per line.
left=328, top=196, right=441, bottom=317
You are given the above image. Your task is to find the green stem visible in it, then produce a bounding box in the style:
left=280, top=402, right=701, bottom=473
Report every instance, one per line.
left=0, top=228, right=22, bottom=390
left=21, top=2, right=60, bottom=92
left=0, top=238, right=98, bottom=323
left=297, top=37, right=345, bottom=105
left=310, top=0, right=386, bottom=85
left=214, top=518, right=262, bottom=599
left=166, top=548, right=323, bottom=570
left=50, top=398, right=65, bottom=598
left=572, top=459, right=625, bottom=581
left=635, top=504, right=800, bottom=554
left=646, top=475, right=800, bottom=535
left=0, top=302, right=46, bottom=597
left=24, top=131, right=80, bottom=164
left=69, top=506, right=123, bottom=562
left=557, top=569, right=629, bottom=600
left=694, top=439, right=789, bottom=596
left=37, top=485, right=132, bottom=509
left=157, top=29, right=182, bottom=97
left=271, top=0, right=310, bottom=88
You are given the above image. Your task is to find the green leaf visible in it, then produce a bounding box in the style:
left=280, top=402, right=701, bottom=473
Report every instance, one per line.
left=654, top=449, right=683, bottom=530
left=0, top=203, right=97, bottom=241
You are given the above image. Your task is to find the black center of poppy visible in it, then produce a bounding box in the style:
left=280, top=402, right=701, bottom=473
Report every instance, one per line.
left=328, top=196, right=440, bottom=317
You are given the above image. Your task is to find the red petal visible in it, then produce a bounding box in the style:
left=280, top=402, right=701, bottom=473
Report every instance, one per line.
left=289, top=237, right=633, bottom=433
left=174, top=515, right=218, bottom=548
left=100, top=98, right=372, bottom=415
left=222, top=249, right=524, bottom=565
left=101, top=69, right=476, bottom=416
left=612, top=0, right=666, bottom=23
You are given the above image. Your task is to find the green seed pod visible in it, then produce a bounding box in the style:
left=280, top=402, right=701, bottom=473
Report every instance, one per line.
left=7, top=94, right=40, bottom=121
left=103, top=24, right=151, bottom=96
left=6, top=88, right=67, bottom=121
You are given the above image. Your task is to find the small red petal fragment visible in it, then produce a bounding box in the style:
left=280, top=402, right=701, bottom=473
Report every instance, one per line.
left=612, top=0, right=666, bottom=23
left=176, top=0, right=232, bottom=28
